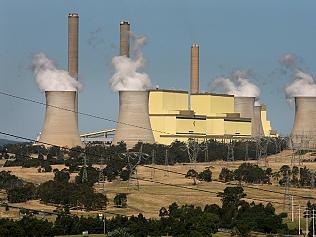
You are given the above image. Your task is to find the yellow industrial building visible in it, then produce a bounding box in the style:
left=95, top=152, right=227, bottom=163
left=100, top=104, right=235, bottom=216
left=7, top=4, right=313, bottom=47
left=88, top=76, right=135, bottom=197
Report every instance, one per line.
left=148, top=89, right=275, bottom=145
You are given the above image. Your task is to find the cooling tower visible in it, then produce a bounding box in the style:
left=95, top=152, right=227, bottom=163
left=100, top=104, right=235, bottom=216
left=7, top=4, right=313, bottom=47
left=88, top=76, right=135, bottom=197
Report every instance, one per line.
left=112, top=91, right=155, bottom=148
left=291, top=97, right=316, bottom=148
left=234, top=97, right=258, bottom=136
left=120, top=21, right=130, bottom=57
left=39, top=91, right=82, bottom=148
left=190, top=43, right=199, bottom=94
left=253, top=105, right=265, bottom=137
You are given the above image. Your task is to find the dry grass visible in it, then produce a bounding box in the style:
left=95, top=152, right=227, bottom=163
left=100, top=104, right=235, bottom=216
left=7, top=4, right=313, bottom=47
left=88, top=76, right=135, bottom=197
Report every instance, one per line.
left=1, top=150, right=316, bottom=220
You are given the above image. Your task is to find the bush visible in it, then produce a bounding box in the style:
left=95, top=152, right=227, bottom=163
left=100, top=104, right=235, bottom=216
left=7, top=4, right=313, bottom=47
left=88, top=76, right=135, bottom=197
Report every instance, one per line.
left=198, top=168, right=212, bottom=182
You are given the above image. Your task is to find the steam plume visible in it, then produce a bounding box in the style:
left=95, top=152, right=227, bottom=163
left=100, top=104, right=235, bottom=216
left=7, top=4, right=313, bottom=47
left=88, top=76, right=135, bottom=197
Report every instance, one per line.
left=32, top=53, right=82, bottom=91
left=210, top=70, right=261, bottom=97
left=280, top=53, right=316, bottom=101
left=285, top=70, right=316, bottom=99
left=109, top=33, right=151, bottom=91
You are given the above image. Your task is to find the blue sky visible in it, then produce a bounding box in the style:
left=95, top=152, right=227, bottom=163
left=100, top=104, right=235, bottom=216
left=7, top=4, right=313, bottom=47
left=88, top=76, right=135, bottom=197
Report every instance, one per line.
left=0, top=0, right=316, bottom=140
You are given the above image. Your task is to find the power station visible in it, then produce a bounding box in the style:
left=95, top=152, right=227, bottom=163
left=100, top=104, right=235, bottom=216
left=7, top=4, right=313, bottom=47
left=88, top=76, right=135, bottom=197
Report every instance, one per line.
left=37, top=16, right=279, bottom=148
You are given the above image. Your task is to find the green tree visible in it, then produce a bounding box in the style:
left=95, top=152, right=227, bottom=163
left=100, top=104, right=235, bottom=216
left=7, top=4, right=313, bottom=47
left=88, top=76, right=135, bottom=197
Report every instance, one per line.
left=114, top=193, right=127, bottom=208
left=185, top=169, right=198, bottom=185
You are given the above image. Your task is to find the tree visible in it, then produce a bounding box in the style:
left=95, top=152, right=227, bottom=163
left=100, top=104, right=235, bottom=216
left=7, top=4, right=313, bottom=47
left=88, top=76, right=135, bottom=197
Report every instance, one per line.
left=107, top=228, right=133, bottom=237
left=185, top=169, right=198, bottom=185
left=54, top=170, right=70, bottom=183
left=114, top=193, right=127, bottom=208
left=218, top=187, right=247, bottom=227
left=198, top=168, right=212, bottom=182
left=7, top=183, right=36, bottom=203
left=219, top=168, right=234, bottom=182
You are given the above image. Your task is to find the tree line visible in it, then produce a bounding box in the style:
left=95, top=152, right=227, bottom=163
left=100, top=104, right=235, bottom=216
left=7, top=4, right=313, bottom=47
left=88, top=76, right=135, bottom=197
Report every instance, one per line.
left=0, top=187, right=297, bottom=237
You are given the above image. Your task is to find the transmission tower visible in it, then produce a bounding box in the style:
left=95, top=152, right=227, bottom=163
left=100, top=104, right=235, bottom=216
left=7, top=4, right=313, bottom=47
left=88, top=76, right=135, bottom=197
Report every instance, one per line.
left=151, top=149, right=156, bottom=179
left=255, top=138, right=270, bottom=167
left=244, top=141, right=249, bottom=161
left=283, top=169, right=291, bottom=210
left=120, top=145, right=149, bottom=191
left=98, top=157, right=105, bottom=193
left=311, top=173, right=315, bottom=189
left=200, top=139, right=209, bottom=163
left=82, top=153, right=88, bottom=183
left=226, top=138, right=235, bottom=162
left=164, top=148, right=169, bottom=177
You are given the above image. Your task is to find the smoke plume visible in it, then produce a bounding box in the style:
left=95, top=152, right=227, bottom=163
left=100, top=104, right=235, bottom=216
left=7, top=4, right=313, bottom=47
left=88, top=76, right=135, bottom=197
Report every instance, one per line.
left=280, top=53, right=316, bottom=101
left=109, top=33, right=151, bottom=91
left=32, top=53, right=82, bottom=91
left=210, top=70, right=261, bottom=97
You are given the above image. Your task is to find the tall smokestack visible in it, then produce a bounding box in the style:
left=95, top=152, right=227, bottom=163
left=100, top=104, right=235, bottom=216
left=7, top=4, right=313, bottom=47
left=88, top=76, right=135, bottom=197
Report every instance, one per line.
left=112, top=91, right=155, bottom=148
left=120, top=21, right=130, bottom=57
left=234, top=96, right=263, bottom=137
left=291, top=97, right=316, bottom=148
left=68, top=13, right=79, bottom=119
left=68, top=13, right=79, bottom=79
left=190, top=43, right=199, bottom=94
left=39, top=91, right=82, bottom=147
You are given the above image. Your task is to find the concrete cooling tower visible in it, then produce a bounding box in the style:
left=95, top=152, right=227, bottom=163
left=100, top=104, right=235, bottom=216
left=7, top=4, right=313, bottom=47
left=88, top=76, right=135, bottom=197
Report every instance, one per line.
left=253, top=105, right=265, bottom=137
left=234, top=97, right=255, bottom=135
left=39, top=91, right=82, bottom=147
left=291, top=97, right=316, bottom=148
left=112, top=91, right=155, bottom=148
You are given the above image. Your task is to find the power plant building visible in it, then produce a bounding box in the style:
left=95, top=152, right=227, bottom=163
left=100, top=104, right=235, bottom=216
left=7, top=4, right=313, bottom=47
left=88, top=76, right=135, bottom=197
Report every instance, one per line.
left=148, top=90, right=264, bottom=145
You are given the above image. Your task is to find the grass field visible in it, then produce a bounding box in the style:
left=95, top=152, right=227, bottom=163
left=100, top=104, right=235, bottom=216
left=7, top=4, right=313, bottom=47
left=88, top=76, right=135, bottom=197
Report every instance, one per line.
left=1, top=150, right=316, bottom=223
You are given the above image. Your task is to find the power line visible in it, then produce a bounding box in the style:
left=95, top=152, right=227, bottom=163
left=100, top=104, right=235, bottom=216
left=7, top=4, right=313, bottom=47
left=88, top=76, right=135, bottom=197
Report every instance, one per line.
left=133, top=176, right=304, bottom=208
left=2, top=130, right=315, bottom=201
left=0, top=90, right=171, bottom=135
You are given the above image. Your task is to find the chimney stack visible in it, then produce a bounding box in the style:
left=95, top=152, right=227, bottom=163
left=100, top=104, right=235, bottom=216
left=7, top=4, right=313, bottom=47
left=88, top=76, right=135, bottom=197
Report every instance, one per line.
left=68, top=13, right=79, bottom=118
left=190, top=43, right=199, bottom=94
left=120, top=21, right=130, bottom=57
left=68, top=13, right=79, bottom=79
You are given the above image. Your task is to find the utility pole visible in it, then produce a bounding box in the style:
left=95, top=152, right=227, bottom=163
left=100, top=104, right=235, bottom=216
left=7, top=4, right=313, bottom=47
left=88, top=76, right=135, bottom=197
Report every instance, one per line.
left=291, top=195, right=294, bottom=222
left=313, top=209, right=315, bottom=237
left=306, top=208, right=309, bottom=237
left=298, top=205, right=301, bottom=235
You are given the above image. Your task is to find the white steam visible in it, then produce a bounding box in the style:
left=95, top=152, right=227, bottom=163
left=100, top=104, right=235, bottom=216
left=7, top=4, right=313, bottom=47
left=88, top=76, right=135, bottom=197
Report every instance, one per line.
left=285, top=70, right=316, bottom=99
left=280, top=53, right=316, bottom=101
left=32, top=53, right=82, bottom=91
left=109, top=33, right=151, bottom=91
left=210, top=70, right=261, bottom=97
